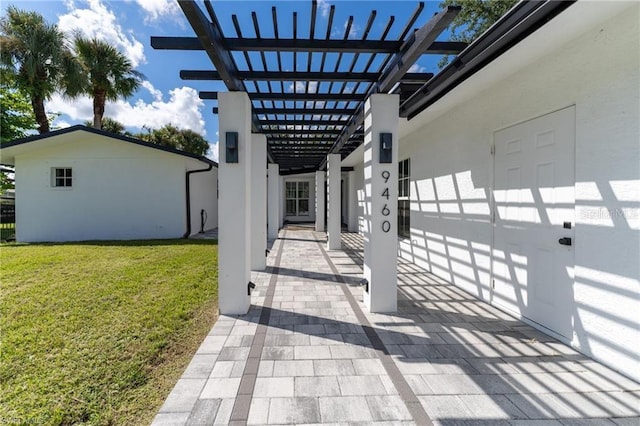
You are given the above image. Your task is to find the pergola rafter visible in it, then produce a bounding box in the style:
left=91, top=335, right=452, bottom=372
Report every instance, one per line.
left=157, top=0, right=463, bottom=172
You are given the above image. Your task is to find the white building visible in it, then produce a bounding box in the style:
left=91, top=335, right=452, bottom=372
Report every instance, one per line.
left=337, top=2, right=639, bottom=381
left=0, top=125, right=218, bottom=242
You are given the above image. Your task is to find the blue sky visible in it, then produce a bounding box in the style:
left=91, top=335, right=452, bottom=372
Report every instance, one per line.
left=3, top=0, right=448, bottom=161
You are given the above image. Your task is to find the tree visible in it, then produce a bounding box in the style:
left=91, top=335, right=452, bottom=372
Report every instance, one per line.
left=438, top=0, right=517, bottom=67
left=141, top=124, right=210, bottom=157
left=1, top=165, right=14, bottom=191
left=83, top=117, right=125, bottom=135
left=0, top=6, right=75, bottom=133
left=0, top=82, right=37, bottom=142
left=69, top=36, right=143, bottom=130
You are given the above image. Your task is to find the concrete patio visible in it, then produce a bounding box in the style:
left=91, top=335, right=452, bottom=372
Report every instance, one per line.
left=152, top=226, right=640, bottom=425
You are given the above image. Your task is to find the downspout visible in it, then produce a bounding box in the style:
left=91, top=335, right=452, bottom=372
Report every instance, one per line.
left=183, top=163, right=213, bottom=238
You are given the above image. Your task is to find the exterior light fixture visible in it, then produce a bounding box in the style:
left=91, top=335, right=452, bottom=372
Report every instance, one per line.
left=226, top=132, right=238, bottom=163
left=379, top=132, right=392, bottom=163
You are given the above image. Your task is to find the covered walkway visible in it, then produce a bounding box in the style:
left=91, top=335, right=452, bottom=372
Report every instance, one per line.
left=152, top=226, right=640, bottom=425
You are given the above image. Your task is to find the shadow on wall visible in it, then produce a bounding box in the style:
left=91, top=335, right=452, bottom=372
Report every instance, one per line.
left=398, top=164, right=639, bottom=381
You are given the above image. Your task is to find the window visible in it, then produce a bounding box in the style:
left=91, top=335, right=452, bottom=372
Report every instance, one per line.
left=398, top=159, right=410, bottom=238
left=285, top=181, right=310, bottom=216
left=52, top=168, right=72, bottom=188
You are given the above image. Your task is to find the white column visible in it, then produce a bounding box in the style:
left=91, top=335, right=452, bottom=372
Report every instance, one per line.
left=315, top=171, right=326, bottom=232
left=267, top=163, right=280, bottom=240
left=218, top=92, right=252, bottom=315
left=347, top=171, right=358, bottom=232
left=279, top=175, right=284, bottom=228
left=363, top=94, right=399, bottom=313
left=327, top=154, right=341, bottom=250
left=251, top=134, right=267, bottom=271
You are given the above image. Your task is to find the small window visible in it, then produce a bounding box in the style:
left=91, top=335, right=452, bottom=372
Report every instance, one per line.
left=52, top=168, right=72, bottom=188
left=398, top=159, right=410, bottom=238
left=285, top=181, right=310, bottom=216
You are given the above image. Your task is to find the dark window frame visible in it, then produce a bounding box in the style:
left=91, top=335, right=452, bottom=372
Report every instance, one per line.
left=51, top=167, right=73, bottom=188
left=398, top=158, right=410, bottom=238
left=285, top=180, right=310, bottom=216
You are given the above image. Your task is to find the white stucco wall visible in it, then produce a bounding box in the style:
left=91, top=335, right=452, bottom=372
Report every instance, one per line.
left=189, top=164, right=218, bottom=235
left=282, top=173, right=316, bottom=222
left=14, top=132, right=217, bottom=242
left=393, top=4, right=639, bottom=380
left=354, top=162, right=365, bottom=233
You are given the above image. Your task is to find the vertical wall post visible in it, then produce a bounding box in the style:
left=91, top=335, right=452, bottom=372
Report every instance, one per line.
left=315, top=171, right=326, bottom=232
left=348, top=170, right=358, bottom=232
left=363, top=94, right=399, bottom=312
left=218, top=92, right=252, bottom=315
left=327, top=154, right=341, bottom=250
left=267, top=163, right=280, bottom=240
left=251, top=134, right=267, bottom=271
left=279, top=175, right=284, bottom=228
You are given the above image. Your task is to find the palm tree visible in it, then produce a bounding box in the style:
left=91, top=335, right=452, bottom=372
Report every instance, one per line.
left=83, top=117, right=125, bottom=134
left=0, top=6, right=75, bottom=133
left=71, top=36, right=143, bottom=130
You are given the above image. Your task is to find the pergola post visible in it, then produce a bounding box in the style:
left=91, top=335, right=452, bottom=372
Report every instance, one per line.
left=267, top=163, right=280, bottom=240
left=348, top=170, right=358, bottom=232
left=278, top=175, right=284, bottom=228
left=218, top=91, right=252, bottom=315
left=251, top=134, right=267, bottom=271
left=315, top=171, right=326, bottom=232
left=363, top=94, right=399, bottom=313
left=327, top=154, right=341, bottom=250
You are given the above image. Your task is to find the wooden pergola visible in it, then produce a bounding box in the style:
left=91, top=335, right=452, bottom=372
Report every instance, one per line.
left=153, top=0, right=573, bottom=173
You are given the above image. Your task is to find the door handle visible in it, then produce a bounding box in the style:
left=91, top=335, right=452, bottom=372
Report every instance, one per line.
left=558, top=237, right=572, bottom=246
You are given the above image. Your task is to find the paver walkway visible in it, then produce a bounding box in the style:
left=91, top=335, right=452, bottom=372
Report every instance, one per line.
left=152, top=226, right=640, bottom=425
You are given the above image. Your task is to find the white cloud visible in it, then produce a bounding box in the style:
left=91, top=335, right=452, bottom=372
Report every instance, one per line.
left=289, top=81, right=318, bottom=93
left=48, top=83, right=206, bottom=135
left=58, top=0, right=145, bottom=67
left=141, top=80, right=163, bottom=102
left=333, top=20, right=360, bottom=39
left=134, top=0, right=181, bottom=23
left=306, top=101, right=325, bottom=108
left=348, top=23, right=360, bottom=40
left=408, top=63, right=426, bottom=73
left=207, top=142, right=219, bottom=163
left=52, top=119, right=72, bottom=130
left=317, top=0, right=331, bottom=18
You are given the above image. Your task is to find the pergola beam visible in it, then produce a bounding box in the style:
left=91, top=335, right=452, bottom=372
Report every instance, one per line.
left=268, top=138, right=360, bottom=143
left=151, top=36, right=467, bottom=55
left=323, top=5, right=461, bottom=163
left=199, top=91, right=366, bottom=101
left=181, top=70, right=433, bottom=82
left=378, top=5, right=460, bottom=93
left=178, top=0, right=277, bottom=164
left=178, top=1, right=242, bottom=91
left=259, top=120, right=348, bottom=126
left=263, top=130, right=362, bottom=136
left=254, top=107, right=356, bottom=115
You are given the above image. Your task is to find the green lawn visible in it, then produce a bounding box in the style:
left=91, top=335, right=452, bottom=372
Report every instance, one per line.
left=0, top=239, right=218, bottom=425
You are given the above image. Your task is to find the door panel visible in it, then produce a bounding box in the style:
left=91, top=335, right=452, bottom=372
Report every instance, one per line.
left=493, top=106, right=575, bottom=339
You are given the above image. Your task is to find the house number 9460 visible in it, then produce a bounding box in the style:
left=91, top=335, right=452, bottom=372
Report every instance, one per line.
left=381, top=170, right=391, bottom=232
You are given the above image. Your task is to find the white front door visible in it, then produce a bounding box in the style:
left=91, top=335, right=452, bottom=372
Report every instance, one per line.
left=492, top=106, right=576, bottom=340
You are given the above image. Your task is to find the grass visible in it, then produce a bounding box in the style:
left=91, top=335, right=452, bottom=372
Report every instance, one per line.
left=0, top=239, right=218, bottom=425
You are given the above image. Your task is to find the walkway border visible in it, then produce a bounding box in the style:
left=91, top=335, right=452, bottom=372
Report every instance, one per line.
left=228, top=230, right=286, bottom=425
left=316, top=238, right=433, bottom=426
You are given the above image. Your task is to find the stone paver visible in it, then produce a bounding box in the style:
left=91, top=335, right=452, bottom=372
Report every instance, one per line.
left=152, top=227, right=640, bottom=425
